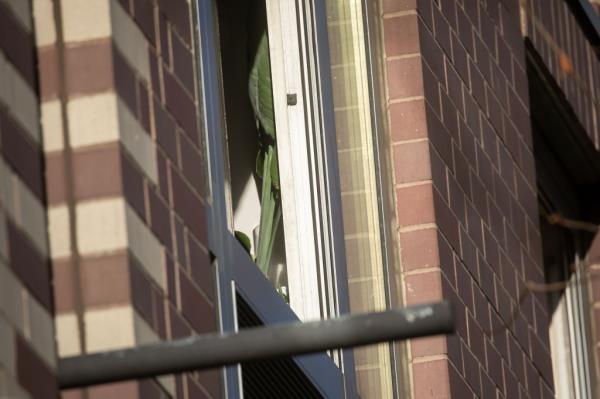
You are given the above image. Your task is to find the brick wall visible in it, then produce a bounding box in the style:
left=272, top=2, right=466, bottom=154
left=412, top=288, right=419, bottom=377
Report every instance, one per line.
left=34, top=0, right=219, bottom=397
left=0, top=0, right=59, bottom=398
left=380, top=0, right=553, bottom=397
left=525, top=0, right=600, bottom=150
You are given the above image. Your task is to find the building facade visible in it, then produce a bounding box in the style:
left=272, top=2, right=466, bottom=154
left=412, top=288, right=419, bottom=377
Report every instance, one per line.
left=0, top=0, right=599, bottom=398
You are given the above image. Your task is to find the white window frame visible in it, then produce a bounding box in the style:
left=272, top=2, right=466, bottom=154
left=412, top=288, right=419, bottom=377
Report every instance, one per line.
left=194, top=0, right=356, bottom=397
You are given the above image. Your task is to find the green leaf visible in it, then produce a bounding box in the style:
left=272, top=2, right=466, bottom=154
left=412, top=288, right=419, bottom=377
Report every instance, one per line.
left=248, top=33, right=276, bottom=140
left=234, top=230, right=252, bottom=255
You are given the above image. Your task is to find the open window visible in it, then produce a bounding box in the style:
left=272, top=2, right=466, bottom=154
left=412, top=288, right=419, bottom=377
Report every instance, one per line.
left=529, top=44, right=600, bottom=399
left=214, top=0, right=350, bottom=324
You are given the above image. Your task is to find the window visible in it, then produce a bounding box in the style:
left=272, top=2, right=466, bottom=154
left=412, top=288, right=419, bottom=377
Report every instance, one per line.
left=529, top=46, right=600, bottom=399
left=195, top=0, right=360, bottom=396
left=196, top=0, right=393, bottom=396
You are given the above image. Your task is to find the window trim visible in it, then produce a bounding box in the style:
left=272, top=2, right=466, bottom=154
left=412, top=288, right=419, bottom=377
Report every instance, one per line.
left=194, top=0, right=351, bottom=396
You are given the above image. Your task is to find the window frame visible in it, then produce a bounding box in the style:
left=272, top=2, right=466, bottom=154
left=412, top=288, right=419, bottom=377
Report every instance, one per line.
left=193, top=0, right=355, bottom=396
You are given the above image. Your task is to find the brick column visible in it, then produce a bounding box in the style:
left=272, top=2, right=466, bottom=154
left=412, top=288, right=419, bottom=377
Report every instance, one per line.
left=379, top=0, right=552, bottom=397
left=34, top=0, right=219, bottom=397
left=0, top=0, right=58, bottom=398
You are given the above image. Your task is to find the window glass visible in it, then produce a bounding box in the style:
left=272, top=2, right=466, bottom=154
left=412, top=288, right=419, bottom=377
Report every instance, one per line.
left=325, top=1, right=393, bottom=397
left=216, top=0, right=288, bottom=299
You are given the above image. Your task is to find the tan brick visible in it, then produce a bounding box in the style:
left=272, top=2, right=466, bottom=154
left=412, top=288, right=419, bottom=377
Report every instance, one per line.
left=33, top=0, right=56, bottom=46
left=126, top=205, right=165, bottom=290
left=84, top=305, right=135, bottom=352
left=55, top=312, right=81, bottom=357
left=47, top=205, right=71, bottom=260
left=67, top=92, right=119, bottom=148
left=61, top=0, right=111, bottom=42
left=40, top=100, right=64, bottom=153
left=75, top=197, right=127, bottom=255
left=118, top=98, right=158, bottom=184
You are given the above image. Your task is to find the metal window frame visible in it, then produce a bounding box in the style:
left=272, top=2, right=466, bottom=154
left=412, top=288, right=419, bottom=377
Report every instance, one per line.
left=193, top=0, right=352, bottom=396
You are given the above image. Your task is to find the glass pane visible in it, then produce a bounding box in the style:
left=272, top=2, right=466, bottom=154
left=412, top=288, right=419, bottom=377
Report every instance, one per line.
left=325, top=1, right=394, bottom=397
left=216, top=0, right=288, bottom=299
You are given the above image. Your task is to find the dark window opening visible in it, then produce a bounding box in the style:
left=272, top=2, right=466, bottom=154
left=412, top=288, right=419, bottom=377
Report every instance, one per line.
left=236, top=294, right=324, bottom=398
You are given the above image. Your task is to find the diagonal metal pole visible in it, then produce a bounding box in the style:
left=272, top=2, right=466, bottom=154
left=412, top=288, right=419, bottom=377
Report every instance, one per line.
left=58, top=301, right=453, bottom=389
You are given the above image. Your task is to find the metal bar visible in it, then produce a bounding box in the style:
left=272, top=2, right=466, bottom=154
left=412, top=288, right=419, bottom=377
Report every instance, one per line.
left=58, top=302, right=453, bottom=389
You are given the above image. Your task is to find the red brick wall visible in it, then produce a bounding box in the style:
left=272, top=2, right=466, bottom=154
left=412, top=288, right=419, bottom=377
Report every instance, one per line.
left=380, top=0, right=553, bottom=397
left=35, top=0, right=219, bottom=397
left=526, top=0, right=600, bottom=150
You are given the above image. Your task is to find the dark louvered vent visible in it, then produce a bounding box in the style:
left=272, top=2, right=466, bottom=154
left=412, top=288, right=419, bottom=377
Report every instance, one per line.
left=236, top=294, right=324, bottom=399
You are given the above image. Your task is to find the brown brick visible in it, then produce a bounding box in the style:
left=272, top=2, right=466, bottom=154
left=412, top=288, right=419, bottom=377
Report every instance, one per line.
left=413, top=359, right=450, bottom=398
left=157, top=149, right=170, bottom=201
left=73, top=143, right=123, bottom=201
left=411, top=335, right=447, bottom=358
left=138, top=80, right=151, bottom=132
left=129, top=255, right=154, bottom=324
left=7, top=221, right=52, bottom=311
left=434, top=187, right=461, bottom=251
left=139, top=379, right=168, bottom=399
left=149, top=49, right=162, bottom=99
left=461, top=345, right=481, bottom=396
left=419, top=22, right=445, bottom=84
left=400, top=228, right=439, bottom=271
left=422, top=60, right=441, bottom=115
left=433, top=5, right=452, bottom=57
left=389, top=99, right=427, bottom=142
left=188, top=234, right=213, bottom=300
left=120, top=150, right=147, bottom=220
left=383, top=14, right=419, bottom=56
left=81, top=252, right=130, bottom=307
left=393, top=141, right=431, bottom=184
left=163, top=69, right=198, bottom=144
left=171, top=31, right=195, bottom=94
left=113, top=47, right=138, bottom=115
left=65, top=39, right=114, bottom=96
left=38, top=45, right=60, bottom=100
left=45, top=152, right=67, bottom=205
left=381, top=0, right=416, bottom=13
left=171, top=167, right=207, bottom=244
left=187, top=378, right=210, bottom=399
left=133, top=0, right=156, bottom=43
left=158, top=0, right=191, bottom=44
left=386, top=56, right=424, bottom=100
left=16, top=336, right=58, bottom=399
left=0, top=3, right=36, bottom=87
left=179, top=133, right=205, bottom=195
left=179, top=271, right=215, bottom=334
left=430, top=144, right=449, bottom=198
left=52, top=258, right=76, bottom=312
left=148, top=187, right=172, bottom=250
left=196, top=369, right=222, bottom=399
left=0, top=111, right=44, bottom=200
left=395, top=183, right=435, bottom=227
left=456, top=6, right=474, bottom=56
left=88, top=381, right=139, bottom=399
left=405, top=271, right=442, bottom=305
